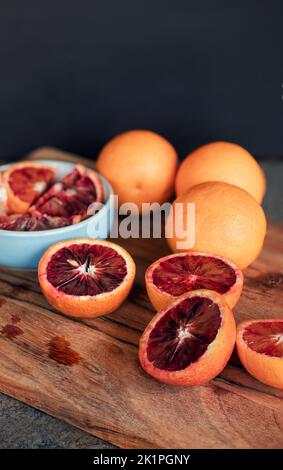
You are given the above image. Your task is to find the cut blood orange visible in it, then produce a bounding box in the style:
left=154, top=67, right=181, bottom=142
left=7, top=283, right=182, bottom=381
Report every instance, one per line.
left=38, top=239, right=136, bottom=318
left=0, top=172, right=8, bottom=215
left=3, top=162, right=56, bottom=213
left=139, top=290, right=236, bottom=386
left=146, top=252, right=243, bottom=311
left=32, top=164, right=103, bottom=220
left=237, top=319, right=283, bottom=389
left=0, top=212, right=72, bottom=231
left=0, top=163, right=104, bottom=231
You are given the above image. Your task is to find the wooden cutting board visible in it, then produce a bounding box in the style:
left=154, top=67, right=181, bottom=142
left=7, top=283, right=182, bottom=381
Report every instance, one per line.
left=0, top=150, right=282, bottom=449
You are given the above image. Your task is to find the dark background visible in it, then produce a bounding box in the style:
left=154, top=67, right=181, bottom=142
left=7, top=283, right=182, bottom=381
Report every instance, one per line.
left=0, top=1, right=282, bottom=162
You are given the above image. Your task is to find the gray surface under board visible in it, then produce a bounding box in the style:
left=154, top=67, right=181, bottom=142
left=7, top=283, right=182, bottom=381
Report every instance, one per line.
left=0, top=160, right=282, bottom=449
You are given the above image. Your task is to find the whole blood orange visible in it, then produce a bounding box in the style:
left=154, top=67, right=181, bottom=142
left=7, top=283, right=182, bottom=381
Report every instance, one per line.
left=166, top=181, right=267, bottom=269
left=176, top=141, right=266, bottom=204
left=237, top=319, right=283, bottom=389
left=38, top=239, right=136, bottom=318
left=96, top=130, right=178, bottom=211
left=139, top=290, right=236, bottom=386
left=3, top=161, right=56, bottom=213
left=146, top=252, right=243, bottom=311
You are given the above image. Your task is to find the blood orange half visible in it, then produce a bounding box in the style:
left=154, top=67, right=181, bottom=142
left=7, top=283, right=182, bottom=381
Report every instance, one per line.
left=146, top=252, right=243, bottom=311
left=32, top=164, right=103, bottom=220
left=3, top=162, right=56, bottom=213
left=237, top=319, right=283, bottom=389
left=38, top=239, right=136, bottom=318
left=139, top=290, right=236, bottom=386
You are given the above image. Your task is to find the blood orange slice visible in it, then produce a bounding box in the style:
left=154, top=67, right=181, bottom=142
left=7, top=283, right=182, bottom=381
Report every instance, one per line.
left=38, top=239, right=136, bottom=318
left=146, top=252, right=243, bottom=311
left=3, top=162, right=56, bottom=213
left=32, top=164, right=103, bottom=220
left=0, top=212, right=72, bottom=231
left=0, top=172, right=8, bottom=215
left=139, top=290, right=236, bottom=386
left=237, top=319, right=283, bottom=389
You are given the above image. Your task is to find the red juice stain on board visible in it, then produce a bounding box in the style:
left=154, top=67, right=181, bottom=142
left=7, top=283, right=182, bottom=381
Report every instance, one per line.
left=11, top=314, right=21, bottom=324
left=1, top=324, right=23, bottom=338
left=48, top=336, right=82, bottom=366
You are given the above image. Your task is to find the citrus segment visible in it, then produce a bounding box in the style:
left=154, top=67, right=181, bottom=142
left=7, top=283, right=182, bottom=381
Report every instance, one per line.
left=0, top=163, right=104, bottom=231
left=9, top=167, right=54, bottom=203
left=3, top=162, right=56, bottom=213
left=33, top=164, right=103, bottom=219
left=0, top=212, right=71, bottom=231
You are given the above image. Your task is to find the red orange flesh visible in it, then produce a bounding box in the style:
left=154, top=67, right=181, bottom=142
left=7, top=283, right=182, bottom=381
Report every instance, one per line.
left=0, top=172, right=8, bottom=215
left=146, top=252, right=243, bottom=311
left=139, top=290, right=236, bottom=386
left=3, top=162, right=56, bottom=213
left=32, top=164, right=103, bottom=219
left=38, top=239, right=136, bottom=318
left=237, top=319, right=283, bottom=389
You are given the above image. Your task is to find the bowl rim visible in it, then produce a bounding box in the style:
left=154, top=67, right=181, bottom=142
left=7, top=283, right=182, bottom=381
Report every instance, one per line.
left=0, top=159, right=113, bottom=237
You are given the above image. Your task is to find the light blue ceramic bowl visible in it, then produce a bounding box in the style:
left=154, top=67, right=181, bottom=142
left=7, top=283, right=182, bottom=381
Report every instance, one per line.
left=0, top=160, right=114, bottom=270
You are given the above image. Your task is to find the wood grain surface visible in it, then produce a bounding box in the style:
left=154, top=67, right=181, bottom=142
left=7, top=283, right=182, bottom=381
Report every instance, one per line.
left=0, top=151, right=282, bottom=449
